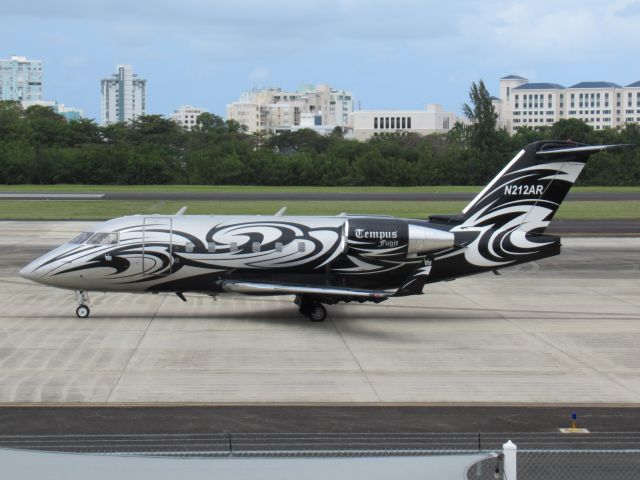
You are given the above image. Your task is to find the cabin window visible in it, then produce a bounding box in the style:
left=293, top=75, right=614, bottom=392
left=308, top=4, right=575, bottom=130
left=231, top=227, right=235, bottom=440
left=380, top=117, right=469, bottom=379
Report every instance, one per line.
left=275, top=242, right=283, bottom=252
left=252, top=241, right=260, bottom=253
left=230, top=242, right=238, bottom=253
left=298, top=241, right=306, bottom=252
left=207, top=242, right=216, bottom=253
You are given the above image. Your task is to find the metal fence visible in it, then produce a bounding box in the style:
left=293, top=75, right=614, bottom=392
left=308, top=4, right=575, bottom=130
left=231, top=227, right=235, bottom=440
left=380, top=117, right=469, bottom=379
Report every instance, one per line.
left=518, top=450, right=640, bottom=480
left=2, top=432, right=640, bottom=479
left=3, top=431, right=639, bottom=455
left=467, top=448, right=640, bottom=480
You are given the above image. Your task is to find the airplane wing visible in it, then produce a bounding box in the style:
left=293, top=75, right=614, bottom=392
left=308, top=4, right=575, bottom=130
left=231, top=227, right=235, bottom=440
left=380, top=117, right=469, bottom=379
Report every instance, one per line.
left=219, top=280, right=391, bottom=302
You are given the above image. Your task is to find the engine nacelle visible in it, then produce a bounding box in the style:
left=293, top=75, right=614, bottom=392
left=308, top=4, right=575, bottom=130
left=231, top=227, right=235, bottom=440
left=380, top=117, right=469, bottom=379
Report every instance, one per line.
left=407, top=224, right=455, bottom=254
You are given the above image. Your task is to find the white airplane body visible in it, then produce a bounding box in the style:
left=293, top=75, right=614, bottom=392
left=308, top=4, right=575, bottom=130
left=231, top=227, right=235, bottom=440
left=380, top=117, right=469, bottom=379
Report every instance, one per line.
left=20, top=141, right=627, bottom=321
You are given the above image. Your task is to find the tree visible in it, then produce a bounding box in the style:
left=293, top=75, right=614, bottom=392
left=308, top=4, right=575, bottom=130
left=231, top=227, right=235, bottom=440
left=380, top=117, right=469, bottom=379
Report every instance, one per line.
left=0, top=101, right=24, bottom=141
left=195, top=112, right=226, bottom=131
left=462, top=80, right=499, bottom=150
left=550, top=118, right=593, bottom=143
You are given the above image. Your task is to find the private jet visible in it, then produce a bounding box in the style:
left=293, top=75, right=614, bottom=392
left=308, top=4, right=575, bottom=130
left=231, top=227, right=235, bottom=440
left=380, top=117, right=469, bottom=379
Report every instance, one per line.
left=20, top=141, right=626, bottom=321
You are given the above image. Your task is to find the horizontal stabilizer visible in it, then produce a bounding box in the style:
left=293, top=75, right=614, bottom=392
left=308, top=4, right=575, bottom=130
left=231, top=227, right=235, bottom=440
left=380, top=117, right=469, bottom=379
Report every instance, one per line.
left=537, top=144, right=633, bottom=156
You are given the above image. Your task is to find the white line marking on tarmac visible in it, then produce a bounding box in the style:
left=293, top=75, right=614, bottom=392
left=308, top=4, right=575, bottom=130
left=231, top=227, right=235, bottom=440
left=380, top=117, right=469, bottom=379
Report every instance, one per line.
left=0, top=194, right=104, bottom=199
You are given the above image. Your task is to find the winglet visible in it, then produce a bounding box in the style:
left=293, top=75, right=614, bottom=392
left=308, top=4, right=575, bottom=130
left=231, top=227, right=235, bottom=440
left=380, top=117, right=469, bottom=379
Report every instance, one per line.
left=275, top=207, right=287, bottom=216
left=176, top=206, right=188, bottom=215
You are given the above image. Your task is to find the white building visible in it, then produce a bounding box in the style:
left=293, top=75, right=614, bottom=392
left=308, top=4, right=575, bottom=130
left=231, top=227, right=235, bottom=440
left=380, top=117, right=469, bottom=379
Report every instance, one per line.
left=226, top=84, right=353, bottom=134
left=494, top=75, right=640, bottom=134
left=171, top=105, right=207, bottom=129
left=21, top=100, right=83, bottom=121
left=349, top=104, right=456, bottom=141
left=0, top=55, right=43, bottom=102
left=100, top=65, right=146, bottom=125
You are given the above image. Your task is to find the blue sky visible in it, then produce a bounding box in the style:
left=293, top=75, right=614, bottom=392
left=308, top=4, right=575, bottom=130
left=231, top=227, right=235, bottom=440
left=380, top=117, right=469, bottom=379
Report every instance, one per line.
left=2, top=0, right=640, bottom=121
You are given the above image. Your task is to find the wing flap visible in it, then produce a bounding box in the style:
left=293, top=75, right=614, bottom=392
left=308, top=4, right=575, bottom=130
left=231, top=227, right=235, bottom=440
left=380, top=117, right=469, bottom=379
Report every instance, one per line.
left=220, top=280, right=391, bottom=300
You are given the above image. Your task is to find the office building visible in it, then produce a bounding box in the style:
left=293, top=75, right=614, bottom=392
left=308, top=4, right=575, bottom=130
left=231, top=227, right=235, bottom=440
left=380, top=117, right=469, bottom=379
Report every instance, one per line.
left=171, top=105, right=208, bottom=129
left=0, top=55, right=43, bottom=102
left=100, top=65, right=146, bottom=125
left=226, top=84, right=353, bottom=134
left=494, top=75, right=640, bottom=133
left=349, top=104, right=456, bottom=141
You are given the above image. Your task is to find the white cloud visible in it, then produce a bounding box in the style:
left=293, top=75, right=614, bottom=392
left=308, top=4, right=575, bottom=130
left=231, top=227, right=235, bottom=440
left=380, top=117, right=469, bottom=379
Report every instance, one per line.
left=3, top=0, right=637, bottom=64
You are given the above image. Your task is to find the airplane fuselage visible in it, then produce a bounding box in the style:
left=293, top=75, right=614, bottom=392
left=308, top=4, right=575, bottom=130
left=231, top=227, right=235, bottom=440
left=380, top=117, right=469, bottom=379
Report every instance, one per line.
left=20, top=141, right=625, bottom=320
left=20, top=214, right=455, bottom=295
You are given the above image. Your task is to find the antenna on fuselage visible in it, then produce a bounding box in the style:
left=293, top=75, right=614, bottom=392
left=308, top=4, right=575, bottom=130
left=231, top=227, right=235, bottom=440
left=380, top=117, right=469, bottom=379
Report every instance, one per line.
left=275, top=207, right=287, bottom=216
left=175, top=206, right=188, bottom=215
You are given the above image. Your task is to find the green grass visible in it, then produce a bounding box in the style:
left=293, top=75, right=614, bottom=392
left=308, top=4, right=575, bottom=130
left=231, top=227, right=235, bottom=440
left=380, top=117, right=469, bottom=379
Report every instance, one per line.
left=2, top=184, right=640, bottom=194
left=0, top=200, right=638, bottom=220
left=0, top=184, right=482, bottom=193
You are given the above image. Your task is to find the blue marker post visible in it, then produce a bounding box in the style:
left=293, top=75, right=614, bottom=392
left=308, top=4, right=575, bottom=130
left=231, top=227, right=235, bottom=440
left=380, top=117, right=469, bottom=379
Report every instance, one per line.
left=560, top=411, right=588, bottom=433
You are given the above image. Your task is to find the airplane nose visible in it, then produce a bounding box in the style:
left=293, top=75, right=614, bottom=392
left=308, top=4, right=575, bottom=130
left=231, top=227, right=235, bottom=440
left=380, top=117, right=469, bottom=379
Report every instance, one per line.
left=19, top=262, right=38, bottom=281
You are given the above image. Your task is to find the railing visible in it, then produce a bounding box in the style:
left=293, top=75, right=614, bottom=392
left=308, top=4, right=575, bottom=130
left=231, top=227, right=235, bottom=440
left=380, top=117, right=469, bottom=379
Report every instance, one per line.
left=2, top=433, right=640, bottom=479
left=1, top=432, right=640, bottom=455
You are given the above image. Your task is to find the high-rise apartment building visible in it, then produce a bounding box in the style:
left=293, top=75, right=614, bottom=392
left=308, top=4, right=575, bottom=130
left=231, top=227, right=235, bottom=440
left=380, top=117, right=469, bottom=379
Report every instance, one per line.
left=494, top=75, right=640, bottom=134
left=226, top=84, right=353, bottom=134
left=100, top=65, right=146, bottom=125
left=171, top=105, right=208, bottom=129
left=0, top=55, right=43, bottom=102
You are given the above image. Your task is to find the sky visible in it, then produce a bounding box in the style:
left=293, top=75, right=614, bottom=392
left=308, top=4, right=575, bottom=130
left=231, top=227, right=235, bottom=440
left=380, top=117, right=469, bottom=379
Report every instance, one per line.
left=2, top=0, right=640, bottom=121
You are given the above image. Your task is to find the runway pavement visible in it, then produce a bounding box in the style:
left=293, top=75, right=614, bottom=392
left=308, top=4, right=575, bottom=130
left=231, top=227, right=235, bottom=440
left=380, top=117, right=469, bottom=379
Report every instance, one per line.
left=0, top=221, right=639, bottom=405
left=1, top=191, right=640, bottom=201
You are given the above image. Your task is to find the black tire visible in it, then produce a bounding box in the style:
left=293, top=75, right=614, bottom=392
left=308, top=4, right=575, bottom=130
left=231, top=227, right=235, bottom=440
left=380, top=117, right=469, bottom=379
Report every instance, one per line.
left=309, top=304, right=327, bottom=322
left=76, top=305, right=90, bottom=318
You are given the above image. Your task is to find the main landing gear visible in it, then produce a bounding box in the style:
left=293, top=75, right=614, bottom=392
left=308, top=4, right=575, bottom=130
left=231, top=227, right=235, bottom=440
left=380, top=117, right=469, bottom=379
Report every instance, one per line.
left=295, top=296, right=327, bottom=322
left=75, top=290, right=91, bottom=318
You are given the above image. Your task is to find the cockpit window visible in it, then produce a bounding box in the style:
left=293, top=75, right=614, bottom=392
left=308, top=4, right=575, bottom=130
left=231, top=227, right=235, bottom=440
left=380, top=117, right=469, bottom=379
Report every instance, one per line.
left=70, top=232, right=119, bottom=245
left=87, top=232, right=119, bottom=245
left=69, top=232, right=94, bottom=244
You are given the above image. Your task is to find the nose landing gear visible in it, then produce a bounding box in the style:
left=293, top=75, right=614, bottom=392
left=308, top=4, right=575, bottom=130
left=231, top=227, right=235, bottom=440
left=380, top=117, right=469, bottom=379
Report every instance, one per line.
left=75, top=290, right=91, bottom=318
left=76, top=304, right=90, bottom=318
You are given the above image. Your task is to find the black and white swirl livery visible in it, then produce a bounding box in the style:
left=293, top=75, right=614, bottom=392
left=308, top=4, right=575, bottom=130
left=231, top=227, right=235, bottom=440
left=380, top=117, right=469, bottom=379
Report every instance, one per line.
left=177, top=220, right=346, bottom=271
left=446, top=154, right=587, bottom=268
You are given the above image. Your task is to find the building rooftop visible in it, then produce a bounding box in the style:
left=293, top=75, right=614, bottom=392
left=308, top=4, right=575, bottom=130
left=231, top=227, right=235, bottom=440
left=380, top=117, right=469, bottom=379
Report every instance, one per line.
left=501, top=75, right=527, bottom=80
left=569, top=81, right=621, bottom=88
left=513, top=82, right=566, bottom=90
left=626, top=81, right=640, bottom=88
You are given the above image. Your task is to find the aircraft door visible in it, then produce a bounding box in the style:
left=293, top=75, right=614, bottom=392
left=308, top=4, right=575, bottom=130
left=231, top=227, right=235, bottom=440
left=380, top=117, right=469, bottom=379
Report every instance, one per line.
left=142, top=217, right=174, bottom=276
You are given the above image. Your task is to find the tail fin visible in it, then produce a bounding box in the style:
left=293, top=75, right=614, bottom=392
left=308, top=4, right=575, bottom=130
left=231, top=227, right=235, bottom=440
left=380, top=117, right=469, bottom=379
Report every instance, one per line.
left=460, top=141, right=624, bottom=233
left=422, top=141, right=628, bottom=280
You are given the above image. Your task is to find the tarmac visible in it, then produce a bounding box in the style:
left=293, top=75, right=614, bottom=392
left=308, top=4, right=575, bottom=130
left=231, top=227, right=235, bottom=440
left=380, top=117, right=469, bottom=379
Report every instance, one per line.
left=0, top=221, right=639, bottom=405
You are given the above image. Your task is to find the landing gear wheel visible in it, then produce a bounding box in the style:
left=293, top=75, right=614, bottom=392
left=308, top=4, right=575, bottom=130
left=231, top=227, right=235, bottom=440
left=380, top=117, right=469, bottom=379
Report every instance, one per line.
left=76, top=305, right=90, bottom=318
left=296, top=296, right=327, bottom=322
left=309, top=303, right=327, bottom=322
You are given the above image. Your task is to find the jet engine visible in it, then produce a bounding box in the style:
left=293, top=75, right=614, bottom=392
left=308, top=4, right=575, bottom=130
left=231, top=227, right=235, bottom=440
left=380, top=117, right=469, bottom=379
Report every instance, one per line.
left=407, top=224, right=455, bottom=254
